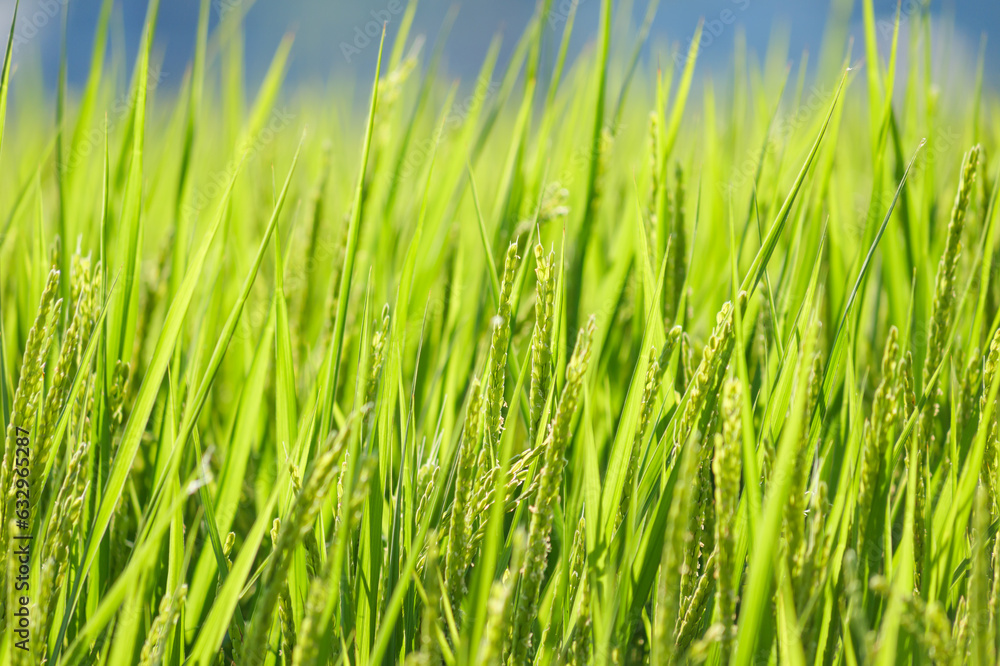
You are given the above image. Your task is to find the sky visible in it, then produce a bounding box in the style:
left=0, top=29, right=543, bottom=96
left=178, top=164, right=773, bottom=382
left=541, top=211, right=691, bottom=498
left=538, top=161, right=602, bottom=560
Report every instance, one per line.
left=2, top=0, right=998, bottom=94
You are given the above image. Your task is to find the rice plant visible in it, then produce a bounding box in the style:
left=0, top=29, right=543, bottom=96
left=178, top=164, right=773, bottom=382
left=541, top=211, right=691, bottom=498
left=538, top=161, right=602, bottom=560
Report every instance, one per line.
left=1, top=0, right=1000, bottom=664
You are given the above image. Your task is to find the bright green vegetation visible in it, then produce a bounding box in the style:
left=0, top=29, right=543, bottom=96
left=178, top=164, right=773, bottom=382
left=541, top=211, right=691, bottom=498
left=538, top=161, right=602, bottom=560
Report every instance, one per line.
left=1, top=0, right=999, bottom=663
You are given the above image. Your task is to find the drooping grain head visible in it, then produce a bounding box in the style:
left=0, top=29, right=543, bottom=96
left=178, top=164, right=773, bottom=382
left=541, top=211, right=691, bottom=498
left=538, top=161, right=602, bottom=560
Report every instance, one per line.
left=243, top=420, right=353, bottom=665
left=361, top=303, right=390, bottom=436
left=969, top=485, right=993, bottom=665
left=483, top=528, right=526, bottom=666
left=30, top=284, right=94, bottom=501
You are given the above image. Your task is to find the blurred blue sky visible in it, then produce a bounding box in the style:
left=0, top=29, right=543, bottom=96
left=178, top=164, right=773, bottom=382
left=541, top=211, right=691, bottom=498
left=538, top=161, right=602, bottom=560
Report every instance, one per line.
left=4, top=0, right=999, bottom=92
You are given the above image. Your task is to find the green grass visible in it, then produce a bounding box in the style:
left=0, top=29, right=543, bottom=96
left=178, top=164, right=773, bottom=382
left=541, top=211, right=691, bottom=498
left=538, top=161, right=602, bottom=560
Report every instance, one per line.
left=1, top=0, right=1000, bottom=664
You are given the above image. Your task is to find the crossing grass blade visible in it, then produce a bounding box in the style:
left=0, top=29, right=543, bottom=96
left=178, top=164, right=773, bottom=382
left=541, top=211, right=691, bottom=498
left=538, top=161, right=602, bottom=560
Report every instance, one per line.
left=319, top=26, right=386, bottom=440
left=0, top=0, right=17, bottom=165
left=51, top=153, right=245, bottom=664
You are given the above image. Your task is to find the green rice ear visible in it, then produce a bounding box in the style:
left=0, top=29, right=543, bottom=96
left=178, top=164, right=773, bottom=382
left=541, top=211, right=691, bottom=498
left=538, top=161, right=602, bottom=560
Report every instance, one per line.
left=137, top=584, right=187, bottom=666
left=922, top=145, right=983, bottom=464
left=509, top=316, right=596, bottom=664
left=1, top=0, right=998, bottom=662
left=714, top=378, right=742, bottom=662
left=653, top=434, right=698, bottom=666
left=0, top=267, right=59, bottom=611
left=485, top=242, right=520, bottom=447
left=529, top=243, right=556, bottom=443
left=445, top=377, right=483, bottom=607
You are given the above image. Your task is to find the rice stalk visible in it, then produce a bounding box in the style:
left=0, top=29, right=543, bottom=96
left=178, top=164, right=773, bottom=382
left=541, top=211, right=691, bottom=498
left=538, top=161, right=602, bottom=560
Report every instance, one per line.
left=445, top=377, right=483, bottom=607
left=921, top=145, right=981, bottom=464
left=508, top=316, right=596, bottom=665
left=0, top=267, right=61, bottom=619
left=713, top=378, right=742, bottom=661
left=663, top=163, right=687, bottom=325
left=137, top=584, right=187, bottom=666
left=673, top=293, right=748, bottom=454
left=242, top=420, right=354, bottom=665
left=528, top=243, right=555, bottom=443
left=485, top=242, right=520, bottom=447
left=652, top=439, right=698, bottom=666
left=483, top=529, right=526, bottom=666
left=617, top=326, right=682, bottom=532
left=857, top=327, right=900, bottom=557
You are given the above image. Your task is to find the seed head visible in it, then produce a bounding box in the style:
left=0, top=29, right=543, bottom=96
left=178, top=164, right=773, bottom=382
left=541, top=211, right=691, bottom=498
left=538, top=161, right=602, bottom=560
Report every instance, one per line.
left=617, top=327, right=681, bottom=532
left=922, top=145, right=981, bottom=461
left=138, top=584, right=187, bottom=666
left=243, top=420, right=353, bottom=665
left=674, top=293, right=748, bottom=453
left=0, top=268, right=61, bottom=613
left=508, top=316, right=595, bottom=664
left=713, top=379, right=742, bottom=661
left=653, top=440, right=699, bottom=666
left=663, top=163, right=687, bottom=325
left=857, top=327, right=900, bottom=552
left=529, top=243, right=555, bottom=443
left=445, top=378, right=483, bottom=606
left=980, top=328, right=1000, bottom=514
left=485, top=242, right=520, bottom=447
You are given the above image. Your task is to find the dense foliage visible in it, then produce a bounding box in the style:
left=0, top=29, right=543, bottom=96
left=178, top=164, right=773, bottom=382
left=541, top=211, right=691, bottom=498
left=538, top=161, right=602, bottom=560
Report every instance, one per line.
left=1, top=0, right=999, bottom=664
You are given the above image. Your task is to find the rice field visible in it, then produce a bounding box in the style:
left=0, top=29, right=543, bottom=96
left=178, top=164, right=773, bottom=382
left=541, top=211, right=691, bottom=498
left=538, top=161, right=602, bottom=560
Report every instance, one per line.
left=1, top=0, right=999, bottom=664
